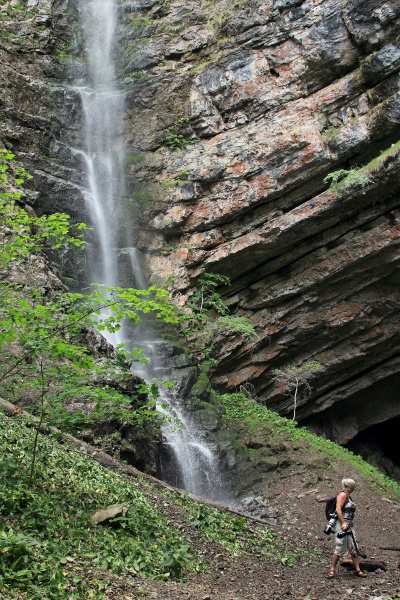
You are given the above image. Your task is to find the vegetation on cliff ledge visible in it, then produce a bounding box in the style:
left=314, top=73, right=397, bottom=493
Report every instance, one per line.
left=218, top=391, right=400, bottom=498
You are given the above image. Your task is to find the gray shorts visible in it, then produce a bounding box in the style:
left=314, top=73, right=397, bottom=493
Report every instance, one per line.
left=333, top=520, right=357, bottom=557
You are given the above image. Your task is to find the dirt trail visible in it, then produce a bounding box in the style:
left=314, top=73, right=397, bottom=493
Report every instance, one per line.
left=96, top=472, right=400, bottom=599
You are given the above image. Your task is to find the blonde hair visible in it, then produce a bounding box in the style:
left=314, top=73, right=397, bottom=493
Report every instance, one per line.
left=342, top=478, right=356, bottom=492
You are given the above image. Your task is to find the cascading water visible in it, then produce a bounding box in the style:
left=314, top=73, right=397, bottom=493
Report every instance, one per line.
left=74, top=0, right=230, bottom=503
left=78, top=0, right=124, bottom=290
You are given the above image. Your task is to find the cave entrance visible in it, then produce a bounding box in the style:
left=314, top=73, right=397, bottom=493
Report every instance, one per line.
left=345, top=415, right=400, bottom=481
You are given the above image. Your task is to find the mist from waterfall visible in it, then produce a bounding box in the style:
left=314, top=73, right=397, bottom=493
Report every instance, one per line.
left=75, top=0, right=230, bottom=503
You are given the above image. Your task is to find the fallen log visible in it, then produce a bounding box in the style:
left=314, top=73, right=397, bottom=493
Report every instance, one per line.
left=340, top=558, right=387, bottom=572
left=0, top=398, right=275, bottom=527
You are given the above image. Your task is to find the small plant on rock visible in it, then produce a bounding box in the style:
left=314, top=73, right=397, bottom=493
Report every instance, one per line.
left=272, top=361, right=322, bottom=421
left=165, top=116, right=195, bottom=150
left=323, top=167, right=372, bottom=195
left=178, top=271, right=258, bottom=364
left=189, top=272, right=230, bottom=316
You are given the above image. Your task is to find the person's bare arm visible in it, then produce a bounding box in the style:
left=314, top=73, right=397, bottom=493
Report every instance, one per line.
left=336, top=492, right=348, bottom=530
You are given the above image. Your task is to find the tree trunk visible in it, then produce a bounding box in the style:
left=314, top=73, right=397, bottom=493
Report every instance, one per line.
left=340, top=558, right=387, bottom=572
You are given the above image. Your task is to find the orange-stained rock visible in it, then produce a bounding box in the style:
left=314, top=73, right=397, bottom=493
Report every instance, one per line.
left=2, top=0, right=400, bottom=469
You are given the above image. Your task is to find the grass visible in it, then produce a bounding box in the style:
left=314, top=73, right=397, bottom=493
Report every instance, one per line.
left=185, top=503, right=311, bottom=566
left=0, top=413, right=195, bottom=599
left=217, top=392, right=400, bottom=499
left=360, top=138, right=400, bottom=176
left=323, top=139, right=400, bottom=195
left=1, top=392, right=398, bottom=600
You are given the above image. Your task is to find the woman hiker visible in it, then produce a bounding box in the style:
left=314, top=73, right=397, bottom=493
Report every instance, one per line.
left=328, top=478, right=367, bottom=578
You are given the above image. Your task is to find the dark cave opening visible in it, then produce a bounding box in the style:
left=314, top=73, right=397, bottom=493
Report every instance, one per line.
left=303, top=367, right=400, bottom=483
left=346, top=415, right=400, bottom=481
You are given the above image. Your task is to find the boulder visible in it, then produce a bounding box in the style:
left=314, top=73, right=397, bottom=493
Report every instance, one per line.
left=91, top=504, right=129, bottom=525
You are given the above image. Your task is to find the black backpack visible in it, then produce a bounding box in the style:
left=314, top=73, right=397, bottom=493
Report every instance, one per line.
left=325, top=496, right=337, bottom=519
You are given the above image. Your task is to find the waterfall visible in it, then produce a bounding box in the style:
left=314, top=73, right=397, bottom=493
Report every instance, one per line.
left=75, top=0, right=230, bottom=503
left=78, top=0, right=124, bottom=290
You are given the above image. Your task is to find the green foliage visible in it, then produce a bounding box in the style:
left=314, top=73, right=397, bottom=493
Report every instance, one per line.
left=129, top=190, right=153, bottom=214
left=217, top=391, right=400, bottom=498
left=185, top=501, right=288, bottom=561
left=126, top=16, right=153, bottom=35
left=0, top=149, right=179, bottom=473
left=190, top=504, right=246, bottom=541
left=323, top=167, right=372, bottom=195
left=0, top=524, right=42, bottom=586
left=0, top=415, right=196, bottom=598
left=1, top=2, right=37, bottom=20
left=323, top=140, right=400, bottom=199
left=126, top=151, right=146, bottom=164
left=177, top=272, right=258, bottom=365
left=272, top=361, right=322, bottom=380
left=218, top=391, right=298, bottom=429
left=216, top=315, right=258, bottom=341
left=0, top=149, right=86, bottom=264
left=178, top=272, right=227, bottom=342
left=165, top=132, right=187, bottom=150
left=353, top=139, right=400, bottom=182
left=0, top=409, right=321, bottom=599
left=208, top=10, right=226, bottom=31
left=189, top=272, right=230, bottom=316
left=206, top=0, right=251, bottom=32
left=165, top=116, right=194, bottom=150
left=0, top=279, right=177, bottom=381
left=201, top=347, right=218, bottom=367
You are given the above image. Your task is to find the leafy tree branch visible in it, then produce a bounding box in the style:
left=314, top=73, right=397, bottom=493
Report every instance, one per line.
left=0, top=148, right=178, bottom=469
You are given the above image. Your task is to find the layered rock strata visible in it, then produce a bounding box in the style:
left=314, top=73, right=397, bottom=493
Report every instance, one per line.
left=116, top=0, right=400, bottom=474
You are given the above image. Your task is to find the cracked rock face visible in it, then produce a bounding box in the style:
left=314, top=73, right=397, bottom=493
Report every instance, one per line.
left=116, top=0, right=400, bottom=476
left=1, top=0, right=400, bottom=478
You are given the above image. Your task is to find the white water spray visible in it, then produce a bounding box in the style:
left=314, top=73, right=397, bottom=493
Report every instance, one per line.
left=75, top=0, right=229, bottom=502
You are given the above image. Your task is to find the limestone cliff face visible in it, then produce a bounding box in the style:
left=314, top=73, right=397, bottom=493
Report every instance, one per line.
left=117, top=0, right=400, bottom=471
left=1, top=0, right=400, bottom=476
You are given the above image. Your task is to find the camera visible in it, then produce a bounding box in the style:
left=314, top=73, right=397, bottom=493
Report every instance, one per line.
left=337, top=528, right=352, bottom=539
left=323, top=513, right=337, bottom=535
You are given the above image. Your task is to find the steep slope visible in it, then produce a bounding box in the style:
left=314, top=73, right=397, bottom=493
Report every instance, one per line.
left=1, top=0, right=400, bottom=479
left=1, top=408, right=400, bottom=600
